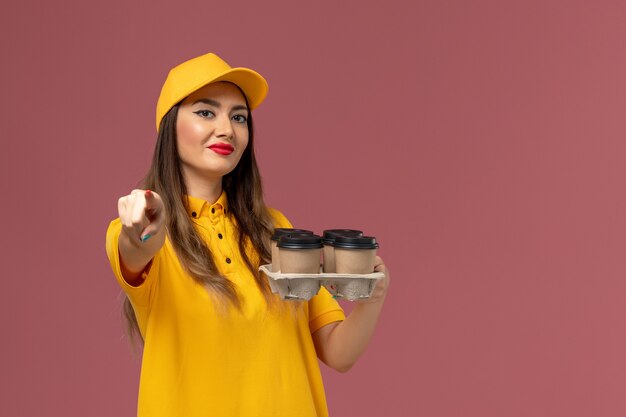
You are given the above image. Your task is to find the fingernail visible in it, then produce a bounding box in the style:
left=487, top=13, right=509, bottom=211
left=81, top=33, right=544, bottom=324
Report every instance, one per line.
left=141, top=233, right=152, bottom=242
left=145, top=190, right=152, bottom=197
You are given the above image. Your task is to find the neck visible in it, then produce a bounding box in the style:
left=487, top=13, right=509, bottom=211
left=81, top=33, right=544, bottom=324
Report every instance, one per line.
left=183, top=168, right=224, bottom=203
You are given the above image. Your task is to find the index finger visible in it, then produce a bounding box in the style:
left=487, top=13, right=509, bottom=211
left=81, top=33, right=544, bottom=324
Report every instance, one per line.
left=143, top=189, right=163, bottom=215
left=143, top=190, right=154, bottom=210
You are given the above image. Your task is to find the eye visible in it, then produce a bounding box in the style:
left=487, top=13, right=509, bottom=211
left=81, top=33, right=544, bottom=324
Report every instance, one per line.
left=194, top=110, right=215, bottom=119
left=232, top=114, right=247, bottom=124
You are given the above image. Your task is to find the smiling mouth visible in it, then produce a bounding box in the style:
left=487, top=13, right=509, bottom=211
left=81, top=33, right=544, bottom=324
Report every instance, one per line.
left=208, top=143, right=234, bottom=155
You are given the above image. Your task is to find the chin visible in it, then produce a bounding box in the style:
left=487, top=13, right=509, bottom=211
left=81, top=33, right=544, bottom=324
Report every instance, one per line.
left=204, top=163, right=239, bottom=177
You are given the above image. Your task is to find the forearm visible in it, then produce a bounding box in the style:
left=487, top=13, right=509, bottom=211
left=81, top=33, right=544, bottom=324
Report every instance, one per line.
left=313, top=256, right=390, bottom=372
left=323, top=298, right=386, bottom=372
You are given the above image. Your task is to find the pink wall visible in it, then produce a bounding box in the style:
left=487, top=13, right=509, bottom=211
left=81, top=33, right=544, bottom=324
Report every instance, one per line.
left=2, top=0, right=626, bottom=415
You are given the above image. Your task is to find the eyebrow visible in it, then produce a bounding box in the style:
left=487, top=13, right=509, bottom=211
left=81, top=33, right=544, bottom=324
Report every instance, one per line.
left=192, top=98, right=248, bottom=112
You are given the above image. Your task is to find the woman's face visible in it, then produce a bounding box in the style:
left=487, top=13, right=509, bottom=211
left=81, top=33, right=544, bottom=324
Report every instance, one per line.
left=176, top=81, right=250, bottom=182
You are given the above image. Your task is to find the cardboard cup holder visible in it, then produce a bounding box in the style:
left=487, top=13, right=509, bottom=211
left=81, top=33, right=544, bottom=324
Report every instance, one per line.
left=259, top=264, right=384, bottom=301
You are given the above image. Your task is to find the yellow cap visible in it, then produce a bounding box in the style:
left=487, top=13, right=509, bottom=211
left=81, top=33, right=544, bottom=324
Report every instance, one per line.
left=155, top=53, right=269, bottom=131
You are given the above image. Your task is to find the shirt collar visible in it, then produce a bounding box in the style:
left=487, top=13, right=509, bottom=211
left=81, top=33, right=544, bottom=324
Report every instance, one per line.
left=186, top=191, right=229, bottom=219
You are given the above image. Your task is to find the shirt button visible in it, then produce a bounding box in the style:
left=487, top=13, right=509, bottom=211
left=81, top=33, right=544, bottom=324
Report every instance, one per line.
left=218, top=233, right=223, bottom=239
left=211, top=207, right=215, bottom=214
left=191, top=211, right=197, bottom=218
left=225, top=257, right=231, bottom=264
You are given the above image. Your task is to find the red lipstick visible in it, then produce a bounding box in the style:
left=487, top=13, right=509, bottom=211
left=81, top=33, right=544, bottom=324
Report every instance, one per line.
left=208, top=143, right=234, bottom=155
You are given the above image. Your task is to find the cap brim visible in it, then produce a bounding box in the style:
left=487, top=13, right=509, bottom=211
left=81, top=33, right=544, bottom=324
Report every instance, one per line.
left=211, top=68, right=269, bottom=110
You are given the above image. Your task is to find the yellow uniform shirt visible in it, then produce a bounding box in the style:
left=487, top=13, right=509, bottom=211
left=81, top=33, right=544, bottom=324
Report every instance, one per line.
left=105, top=193, right=345, bottom=417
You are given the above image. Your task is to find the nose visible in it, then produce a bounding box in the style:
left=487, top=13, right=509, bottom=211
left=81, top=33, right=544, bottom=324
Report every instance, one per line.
left=214, top=114, right=234, bottom=139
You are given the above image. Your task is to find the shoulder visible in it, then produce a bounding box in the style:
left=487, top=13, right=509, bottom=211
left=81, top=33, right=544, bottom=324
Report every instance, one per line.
left=267, top=207, right=293, bottom=229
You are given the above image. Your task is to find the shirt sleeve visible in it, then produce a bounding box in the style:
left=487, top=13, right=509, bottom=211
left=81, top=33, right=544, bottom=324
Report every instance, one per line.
left=308, top=286, right=346, bottom=333
left=105, top=218, right=160, bottom=307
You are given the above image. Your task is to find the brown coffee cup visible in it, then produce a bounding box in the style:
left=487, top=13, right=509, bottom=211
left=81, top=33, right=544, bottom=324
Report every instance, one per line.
left=321, top=229, right=363, bottom=273
left=277, top=234, right=323, bottom=273
left=331, top=236, right=380, bottom=300
left=270, top=228, right=313, bottom=272
left=277, top=234, right=323, bottom=299
left=332, top=236, right=379, bottom=274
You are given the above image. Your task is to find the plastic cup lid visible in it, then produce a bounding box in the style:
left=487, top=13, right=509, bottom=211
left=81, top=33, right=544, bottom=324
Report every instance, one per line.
left=271, top=228, right=314, bottom=241
left=321, top=229, right=363, bottom=244
left=277, top=234, right=323, bottom=249
left=332, top=235, right=379, bottom=249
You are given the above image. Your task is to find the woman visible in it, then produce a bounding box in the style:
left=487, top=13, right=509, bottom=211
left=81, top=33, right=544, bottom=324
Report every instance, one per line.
left=105, top=52, right=390, bottom=417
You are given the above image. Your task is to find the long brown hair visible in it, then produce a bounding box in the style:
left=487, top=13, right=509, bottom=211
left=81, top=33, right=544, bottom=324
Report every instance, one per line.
left=123, top=90, right=276, bottom=342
